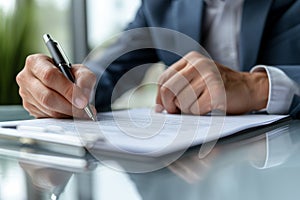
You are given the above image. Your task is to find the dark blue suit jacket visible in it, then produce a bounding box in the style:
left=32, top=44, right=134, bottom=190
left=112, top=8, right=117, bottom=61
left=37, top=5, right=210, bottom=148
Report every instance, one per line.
left=87, top=0, right=300, bottom=118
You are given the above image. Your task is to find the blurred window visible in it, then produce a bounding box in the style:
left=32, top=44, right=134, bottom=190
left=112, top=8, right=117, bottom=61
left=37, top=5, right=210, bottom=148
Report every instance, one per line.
left=34, top=0, right=72, bottom=59
left=86, top=0, right=141, bottom=49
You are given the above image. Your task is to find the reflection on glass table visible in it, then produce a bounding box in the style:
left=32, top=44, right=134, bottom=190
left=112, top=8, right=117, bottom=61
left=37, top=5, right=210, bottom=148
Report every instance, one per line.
left=0, top=119, right=299, bottom=199
left=20, top=162, right=73, bottom=200
left=130, top=121, right=300, bottom=200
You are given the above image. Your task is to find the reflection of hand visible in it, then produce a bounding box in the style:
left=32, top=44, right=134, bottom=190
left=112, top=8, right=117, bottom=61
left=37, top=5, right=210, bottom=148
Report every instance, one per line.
left=168, top=136, right=268, bottom=183
left=156, top=51, right=269, bottom=115
left=168, top=148, right=220, bottom=184
left=19, top=162, right=72, bottom=196
left=16, top=54, right=97, bottom=118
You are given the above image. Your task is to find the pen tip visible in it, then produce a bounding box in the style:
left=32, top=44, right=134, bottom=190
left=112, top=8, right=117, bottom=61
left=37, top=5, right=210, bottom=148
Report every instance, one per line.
left=91, top=115, right=97, bottom=122
left=84, top=105, right=97, bottom=122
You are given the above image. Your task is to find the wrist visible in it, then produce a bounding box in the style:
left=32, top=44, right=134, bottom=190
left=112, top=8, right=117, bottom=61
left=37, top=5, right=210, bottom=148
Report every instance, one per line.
left=246, top=71, right=269, bottom=111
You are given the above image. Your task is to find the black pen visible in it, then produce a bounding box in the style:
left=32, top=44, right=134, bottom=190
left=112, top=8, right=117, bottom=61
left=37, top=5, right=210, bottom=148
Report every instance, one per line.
left=43, top=34, right=96, bottom=121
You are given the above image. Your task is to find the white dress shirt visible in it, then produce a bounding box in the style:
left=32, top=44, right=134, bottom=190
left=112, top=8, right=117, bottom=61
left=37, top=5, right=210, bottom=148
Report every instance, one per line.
left=202, top=0, right=300, bottom=114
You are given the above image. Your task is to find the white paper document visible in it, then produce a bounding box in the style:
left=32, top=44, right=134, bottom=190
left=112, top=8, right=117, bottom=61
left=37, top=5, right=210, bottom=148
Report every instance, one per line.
left=0, top=108, right=289, bottom=157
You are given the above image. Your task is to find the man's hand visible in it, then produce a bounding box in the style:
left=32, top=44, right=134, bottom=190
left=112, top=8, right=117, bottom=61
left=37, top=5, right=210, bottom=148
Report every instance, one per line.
left=16, top=54, right=97, bottom=118
left=156, top=51, right=269, bottom=115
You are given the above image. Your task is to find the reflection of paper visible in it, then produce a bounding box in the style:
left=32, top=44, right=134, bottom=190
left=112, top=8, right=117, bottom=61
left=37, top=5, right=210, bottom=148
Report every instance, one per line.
left=0, top=108, right=288, bottom=157
left=0, top=145, right=95, bottom=171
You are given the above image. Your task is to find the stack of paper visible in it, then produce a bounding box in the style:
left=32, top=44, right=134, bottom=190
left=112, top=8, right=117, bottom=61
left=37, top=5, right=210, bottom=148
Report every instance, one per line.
left=0, top=108, right=289, bottom=157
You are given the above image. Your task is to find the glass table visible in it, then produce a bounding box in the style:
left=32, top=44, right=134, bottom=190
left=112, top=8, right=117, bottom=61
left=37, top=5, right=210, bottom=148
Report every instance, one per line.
left=0, top=106, right=300, bottom=200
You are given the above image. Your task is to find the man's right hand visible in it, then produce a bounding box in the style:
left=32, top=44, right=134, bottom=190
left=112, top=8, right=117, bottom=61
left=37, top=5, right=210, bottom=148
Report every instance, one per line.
left=16, top=54, right=97, bottom=119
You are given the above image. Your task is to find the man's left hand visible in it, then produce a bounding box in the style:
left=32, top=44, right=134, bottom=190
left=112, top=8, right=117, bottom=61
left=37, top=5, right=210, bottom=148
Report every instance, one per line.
left=155, top=51, right=269, bottom=115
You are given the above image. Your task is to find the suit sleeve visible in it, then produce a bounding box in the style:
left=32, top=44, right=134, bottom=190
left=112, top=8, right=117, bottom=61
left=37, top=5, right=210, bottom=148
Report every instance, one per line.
left=85, top=4, right=160, bottom=112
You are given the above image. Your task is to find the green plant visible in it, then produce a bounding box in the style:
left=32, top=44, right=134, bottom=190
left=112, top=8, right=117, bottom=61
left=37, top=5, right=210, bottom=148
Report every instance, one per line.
left=0, top=0, right=39, bottom=104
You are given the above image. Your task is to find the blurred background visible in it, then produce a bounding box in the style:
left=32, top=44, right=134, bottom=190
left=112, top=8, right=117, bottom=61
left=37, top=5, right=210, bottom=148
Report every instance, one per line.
left=0, top=0, right=152, bottom=107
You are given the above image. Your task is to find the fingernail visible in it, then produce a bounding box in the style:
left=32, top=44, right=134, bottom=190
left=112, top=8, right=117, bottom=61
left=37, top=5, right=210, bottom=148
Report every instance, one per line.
left=74, top=97, right=87, bottom=109
left=155, top=104, right=164, bottom=113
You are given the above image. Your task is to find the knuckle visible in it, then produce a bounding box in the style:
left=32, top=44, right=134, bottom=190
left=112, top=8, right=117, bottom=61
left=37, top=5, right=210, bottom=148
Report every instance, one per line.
left=194, top=58, right=208, bottom=69
left=64, top=85, right=74, bottom=100
left=41, top=67, right=56, bottom=84
left=187, top=51, right=198, bottom=57
left=25, top=54, right=47, bottom=69
left=22, top=101, right=31, bottom=111
left=160, top=85, right=171, bottom=96
left=75, top=68, right=85, bottom=77
left=22, top=101, right=39, bottom=118
left=40, top=90, right=53, bottom=108
left=204, top=71, right=214, bottom=79
left=158, top=75, right=166, bottom=85
left=16, top=72, right=24, bottom=85
left=185, top=65, right=196, bottom=74
left=25, top=54, right=38, bottom=66
left=200, top=58, right=215, bottom=69
left=18, top=88, right=26, bottom=98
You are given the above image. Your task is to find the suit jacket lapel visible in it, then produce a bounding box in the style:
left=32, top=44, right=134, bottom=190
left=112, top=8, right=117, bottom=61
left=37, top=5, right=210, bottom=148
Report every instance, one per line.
left=240, top=0, right=273, bottom=71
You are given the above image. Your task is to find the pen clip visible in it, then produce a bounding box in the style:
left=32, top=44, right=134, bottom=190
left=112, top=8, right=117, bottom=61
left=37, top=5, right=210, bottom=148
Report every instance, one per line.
left=56, top=41, right=72, bottom=68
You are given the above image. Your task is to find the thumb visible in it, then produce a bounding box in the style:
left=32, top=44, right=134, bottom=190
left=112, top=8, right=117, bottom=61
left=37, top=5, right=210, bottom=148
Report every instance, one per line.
left=72, top=64, right=97, bottom=102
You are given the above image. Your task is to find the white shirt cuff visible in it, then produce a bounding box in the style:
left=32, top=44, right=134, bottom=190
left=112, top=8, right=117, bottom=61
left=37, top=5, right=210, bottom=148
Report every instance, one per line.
left=251, top=65, right=300, bottom=114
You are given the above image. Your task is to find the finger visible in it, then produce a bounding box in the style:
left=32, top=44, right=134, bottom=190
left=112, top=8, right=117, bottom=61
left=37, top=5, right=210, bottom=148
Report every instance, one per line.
left=193, top=77, right=226, bottom=115
left=159, top=86, right=178, bottom=114
left=25, top=76, right=73, bottom=114
left=155, top=89, right=164, bottom=113
left=190, top=90, right=212, bottom=115
left=18, top=54, right=84, bottom=118
left=29, top=90, right=90, bottom=119
left=72, top=64, right=97, bottom=100
left=19, top=83, right=51, bottom=118
left=156, top=52, right=201, bottom=113
left=175, top=78, right=205, bottom=114
left=29, top=55, right=88, bottom=109
left=71, top=104, right=97, bottom=120
left=35, top=87, right=90, bottom=119
left=22, top=75, right=94, bottom=119
left=158, top=51, right=207, bottom=85
left=159, top=85, right=180, bottom=114
left=184, top=51, right=210, bottom=70
left=157, top=68, right=184, bottom=113
left=158, top=58, right=188, bottom=85
left=160, top=67, right=194, bottom=113
left=22, top=83, right=72, bottom=118
left=29, top=103, right=70, bottom=119
left=23, top=101, right=51, bottom=118
left=72, top=65, right=96, bottom=88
